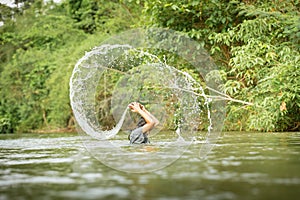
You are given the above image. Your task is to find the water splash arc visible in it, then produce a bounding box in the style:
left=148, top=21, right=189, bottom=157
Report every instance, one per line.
left=69, top=28, right=226, bottom=172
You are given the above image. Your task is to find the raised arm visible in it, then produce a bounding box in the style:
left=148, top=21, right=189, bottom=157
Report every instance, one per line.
left=140, top=104, right=159, bottom=126
left=128, top=102, right=159, bottom=133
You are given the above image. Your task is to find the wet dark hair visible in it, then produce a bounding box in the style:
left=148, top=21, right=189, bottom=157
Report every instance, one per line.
left=136, top=117, right=146, bottom=128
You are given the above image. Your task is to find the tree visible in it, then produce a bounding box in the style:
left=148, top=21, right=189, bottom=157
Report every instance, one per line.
left=64, top=0, right=141, bottom=33
left=0, top=0, right=143, bottom=133
left=0, top=0, right=88, bottom=132
left=140, top=0, right=300, bottom=131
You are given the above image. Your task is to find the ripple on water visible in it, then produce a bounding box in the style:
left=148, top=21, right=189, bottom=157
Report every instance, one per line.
left=58, top=187, right=130, bottom=199
left=1, top=132, right=300, bottom=199
left=0, top=175, right=75, bottom=186
left=2, top=157, right=74, bottom=166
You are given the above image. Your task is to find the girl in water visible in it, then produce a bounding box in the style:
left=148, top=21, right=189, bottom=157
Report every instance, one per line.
left=128, top=102, right=159, bottom=144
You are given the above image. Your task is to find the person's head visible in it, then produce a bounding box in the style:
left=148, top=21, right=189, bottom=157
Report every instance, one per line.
left=136, top=116, right=146, bottom=128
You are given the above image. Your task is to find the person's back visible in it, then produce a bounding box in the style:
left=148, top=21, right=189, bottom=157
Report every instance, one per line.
left=129, top=117, right=149, bottom=144
left=128, top=102, right=159, bottom=144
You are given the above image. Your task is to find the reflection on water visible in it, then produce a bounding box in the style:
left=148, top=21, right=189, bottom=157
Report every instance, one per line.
left=0, top=132, right=300, bottom=199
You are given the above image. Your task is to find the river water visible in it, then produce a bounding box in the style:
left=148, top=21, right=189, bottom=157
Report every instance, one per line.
left=0, top=131, right=299, bottom=200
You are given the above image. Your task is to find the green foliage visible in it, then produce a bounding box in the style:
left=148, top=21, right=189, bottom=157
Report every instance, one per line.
left=0, top=4, right=18, bottom=24
left=0, top=116, right=12, bottom=133
left=141, top=0, right=299, bottom=131
left=64, top=0, right=141, bottom=33
left=0, top=0, right=299, bottom=133
left=209, top=1, right=300, bottom=131
left=0, top=1, right=104, bottom=133
left=141, top=0, right=241, bottom=44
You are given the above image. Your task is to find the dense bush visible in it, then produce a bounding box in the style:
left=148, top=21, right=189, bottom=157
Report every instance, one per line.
left=141, top=0, right=300, bottom=131
left=0, top=0, right=299, bottom=133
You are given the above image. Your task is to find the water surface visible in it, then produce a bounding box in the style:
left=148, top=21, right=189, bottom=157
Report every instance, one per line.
left=1, top=132, right=299, bottom=199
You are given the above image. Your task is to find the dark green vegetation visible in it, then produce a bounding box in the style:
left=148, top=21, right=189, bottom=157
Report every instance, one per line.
left=0, top=0, right=299, bottom=133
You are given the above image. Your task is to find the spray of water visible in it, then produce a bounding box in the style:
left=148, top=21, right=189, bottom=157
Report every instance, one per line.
left=69, top=28, right=226, bottom=172
left=70, top=45, right=208, bottom=140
